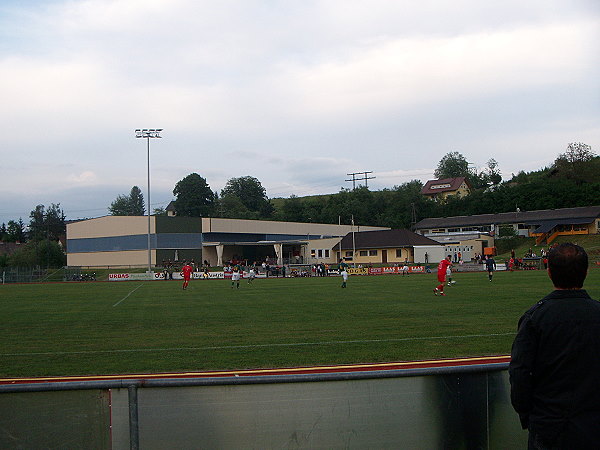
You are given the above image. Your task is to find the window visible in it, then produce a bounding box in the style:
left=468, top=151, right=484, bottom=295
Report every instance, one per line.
left=396, top=249, right=402, bottom=258
left=431, top=228, right=445, bottom=234
left=310, top=249, right=316, bottom=257
left=448, top=228, right=460, bottom=233
left=360, top=250, right=368, bottom=256
left=318, top=249, right=323, bottom=258
left=345, top=251, right=353, bottom=257
left=369, top=250, right=378, bottom=256
left=325, top=249, right=330, bottom=258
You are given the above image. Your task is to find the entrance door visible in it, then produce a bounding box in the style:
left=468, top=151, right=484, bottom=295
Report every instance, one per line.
left=381, top=249, right=387, bottom=264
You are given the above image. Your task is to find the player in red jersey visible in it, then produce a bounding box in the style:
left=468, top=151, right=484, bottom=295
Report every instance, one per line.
left=434, top=255, right=452, bottom=296
left=181, top=261, right=193, bottom=290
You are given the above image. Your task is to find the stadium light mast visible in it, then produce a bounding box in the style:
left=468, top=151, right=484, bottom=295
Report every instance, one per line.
left=135, top=128, right=163, bottom=276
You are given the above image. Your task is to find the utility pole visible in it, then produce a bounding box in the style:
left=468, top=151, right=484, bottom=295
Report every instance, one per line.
left=345, top=171, right=375, bottom=190
left=410, top=203, right=417, bottom=229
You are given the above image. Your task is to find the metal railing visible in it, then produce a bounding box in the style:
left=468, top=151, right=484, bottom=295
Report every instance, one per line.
left=0, top=361, right=525, bottom=450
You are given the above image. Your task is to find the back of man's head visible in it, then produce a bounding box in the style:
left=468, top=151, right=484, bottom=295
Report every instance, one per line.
left=548, top=243, right=588, bottom=289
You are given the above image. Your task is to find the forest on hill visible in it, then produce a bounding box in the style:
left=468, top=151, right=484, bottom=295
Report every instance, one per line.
left=271, top=143, right=600, bottom=229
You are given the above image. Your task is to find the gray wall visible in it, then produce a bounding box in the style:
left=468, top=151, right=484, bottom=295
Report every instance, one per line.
left=1, top=369, right=526, bottom=449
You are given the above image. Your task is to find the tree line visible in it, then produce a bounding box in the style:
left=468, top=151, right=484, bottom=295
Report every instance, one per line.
left=140, top=142, right=598, bottom=229
left=0, top=204, right=67, bottom=267
left=1, top=142, right=597, bottom=268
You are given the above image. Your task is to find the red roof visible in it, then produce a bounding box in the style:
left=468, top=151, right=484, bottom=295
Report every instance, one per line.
left=420, top=177, right=470, bottom=195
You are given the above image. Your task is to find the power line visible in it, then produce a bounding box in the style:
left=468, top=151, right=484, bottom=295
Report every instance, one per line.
left=345, top=171, right=375, bottom=190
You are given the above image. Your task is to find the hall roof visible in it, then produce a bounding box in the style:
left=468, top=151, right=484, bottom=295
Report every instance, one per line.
left=414, top=205, right=600, bottom=229
left=333, top=229, right=441, bottom=251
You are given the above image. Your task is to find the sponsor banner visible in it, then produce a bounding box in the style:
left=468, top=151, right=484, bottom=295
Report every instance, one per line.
left=110, top=272, right=225, bottom=281
left=108, top=273, right=153, bottom=281
left=108, top=273, right=130, bottom=281
left=166, top=271, right=225, bottom=280
left=109, top=266, right=427, bottom=281
left=224, top=271, right=268, bottom=279
left=376, top=266, right=426, bottom=274
left=348, top=268, right=369, bottom=275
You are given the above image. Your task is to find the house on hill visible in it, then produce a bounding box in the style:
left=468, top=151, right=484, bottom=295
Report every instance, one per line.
left=333, top=229, right=444, bottom=265
left=421, top=177, right=471, bottom=201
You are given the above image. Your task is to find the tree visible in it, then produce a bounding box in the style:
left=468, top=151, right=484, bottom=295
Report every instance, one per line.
left=173, top=173, right=215, bottom=217
left=279, top=195, right=306, bottom=222
left=220, top=176, right=274, bottom=218
left=479, top=158, right=502, bottom=187
left=5, top=219, right=26, bottom=243
left=109, top=186, right=145, bottom=216
left=28, top=204, right=66, bottom=241
left=434, top=151, right=470, bottom=179
left=8, top=240, right=66, bottom=268
left=218, top=193, right=253, bottom=219
left=552, top=142, right=597, bottom=183
left=560, top=142, right=595, bottom=164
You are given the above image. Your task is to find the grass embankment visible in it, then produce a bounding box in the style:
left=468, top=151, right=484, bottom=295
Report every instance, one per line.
left=496, top=234, right=600, bottom=264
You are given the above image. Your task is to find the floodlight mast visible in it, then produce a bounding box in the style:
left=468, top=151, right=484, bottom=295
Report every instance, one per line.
left=135, top=129, right=163, bottom=275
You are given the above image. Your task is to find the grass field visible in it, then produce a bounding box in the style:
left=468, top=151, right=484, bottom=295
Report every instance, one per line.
left=1, top=268, right=599, bottom=378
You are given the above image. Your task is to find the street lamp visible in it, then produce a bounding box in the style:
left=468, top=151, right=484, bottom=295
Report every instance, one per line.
left=135, top=128, right=163, bottom=275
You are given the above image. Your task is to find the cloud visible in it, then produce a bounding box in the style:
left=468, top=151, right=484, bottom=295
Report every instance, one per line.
left=67, top=171, right=98, bottom=184
left=0, top=0, right=598, bottom=226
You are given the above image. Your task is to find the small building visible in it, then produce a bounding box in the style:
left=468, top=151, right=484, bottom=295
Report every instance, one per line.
left=333, top=229, right=444, bottom=265
left=166, top=201, right=177, bottom=217
left=421, top=177, right=471, bottom=201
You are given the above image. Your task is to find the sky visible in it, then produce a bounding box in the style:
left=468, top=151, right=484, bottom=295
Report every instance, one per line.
left=1, top=0, right=599, bottom=226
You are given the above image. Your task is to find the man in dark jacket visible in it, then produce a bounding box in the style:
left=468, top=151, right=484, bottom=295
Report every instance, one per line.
left=509, top=243, right=600, bottom=449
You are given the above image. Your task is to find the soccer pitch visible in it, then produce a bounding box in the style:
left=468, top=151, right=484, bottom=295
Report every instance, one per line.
left=1, top=269, right=599, bottom=378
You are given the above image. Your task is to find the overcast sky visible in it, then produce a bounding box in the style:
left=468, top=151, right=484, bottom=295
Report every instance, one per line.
left=1, top=0, right=598, bottom=226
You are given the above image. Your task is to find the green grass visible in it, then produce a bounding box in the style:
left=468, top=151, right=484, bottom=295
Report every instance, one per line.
left=1, top=268, right=599, bottom=378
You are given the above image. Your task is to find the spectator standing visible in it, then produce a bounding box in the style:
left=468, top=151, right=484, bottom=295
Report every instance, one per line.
left=509, top=243, right=600, bottom=449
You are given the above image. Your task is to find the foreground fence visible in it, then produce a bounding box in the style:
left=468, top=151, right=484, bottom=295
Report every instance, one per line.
left=0, top=359, right=525, bottom=449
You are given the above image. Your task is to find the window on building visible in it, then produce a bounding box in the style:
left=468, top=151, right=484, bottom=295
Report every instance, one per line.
left=395, top=249, right=402, bottom=258
left=448, top=228, right=460, bottom=233
left=318, top=249, right=323, bottom=258
left=369, top=250, right=378, bottom=256
left=431, top=228, right=445, bottom=233
left=311, top=249, right=316, bottom=257
left=360, top=250, right=368, bottom=256
left=325, top=249, right=330, bottom=258
left=345, top=251, right=353, bottom=257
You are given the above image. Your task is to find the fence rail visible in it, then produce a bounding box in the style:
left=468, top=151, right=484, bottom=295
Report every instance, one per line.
left=0, top=361, right=527, bottom=449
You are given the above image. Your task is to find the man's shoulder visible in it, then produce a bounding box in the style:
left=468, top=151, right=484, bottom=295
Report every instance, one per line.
left=525, top=290, right=600, bottom=320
